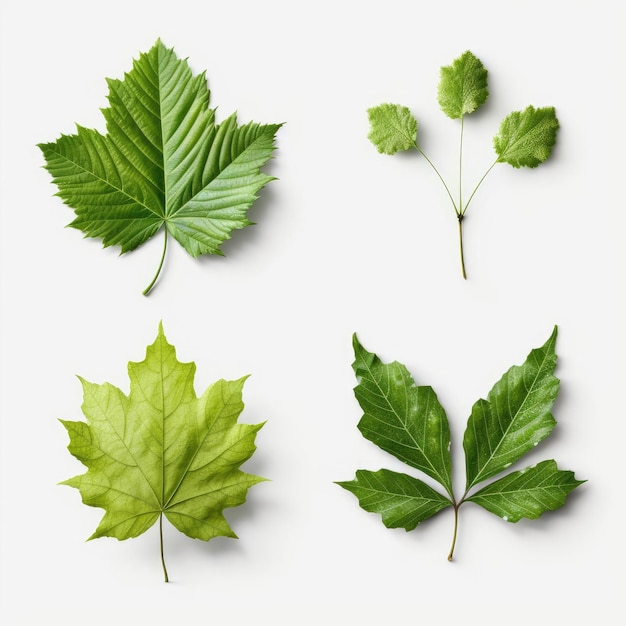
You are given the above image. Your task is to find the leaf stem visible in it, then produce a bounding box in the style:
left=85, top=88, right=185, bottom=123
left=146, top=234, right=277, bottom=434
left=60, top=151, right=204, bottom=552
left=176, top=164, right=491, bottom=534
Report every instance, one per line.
left=160, top=513, right=169, bottom=582
left=457, top=214, right=467, bottom=280
left=462, top=159, right=498, bottom=216
left=143, top=228, right=168, bottom=296
left=447, top=502, right=460, bottom=561
left=416, top=144, right=459, bottom=216
left=459, top=116, right=464, bottom=212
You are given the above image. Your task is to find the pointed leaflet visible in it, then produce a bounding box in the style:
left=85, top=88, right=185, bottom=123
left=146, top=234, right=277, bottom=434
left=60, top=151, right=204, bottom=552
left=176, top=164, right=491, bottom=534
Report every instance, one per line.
left=39, top=40, right=281, bottom=294
left=463, top=327, right=559, bottom=490
left=351, top=334, right=453, bottom=497
left=337, top=469, right=451, bottom=531
left=437, top=50, right=489, bottom=119
left=367, top=104, right=417, bottom=155
left=467, top=460, right=584, bottom=523
left=61, top=324, right=265, bottom=578
left=494, top=105, right=559, bottom=168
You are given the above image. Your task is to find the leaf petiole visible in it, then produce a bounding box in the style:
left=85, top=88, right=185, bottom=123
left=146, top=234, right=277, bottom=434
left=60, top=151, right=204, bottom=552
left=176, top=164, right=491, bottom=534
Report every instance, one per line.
left=143, top=228, right=168, bottom=296
left=160, top=513, right=169, bottom=583
left=459, top=116, right=464, bottom=212
left=417, top=146, right=497, bottom=278
left=447, top=502, right=460, bottom=561
left=457, top=214, right=467, bottom=280
left=462, top=159, right=498, bottom=216
left=415, top=143, right=459, bottom=216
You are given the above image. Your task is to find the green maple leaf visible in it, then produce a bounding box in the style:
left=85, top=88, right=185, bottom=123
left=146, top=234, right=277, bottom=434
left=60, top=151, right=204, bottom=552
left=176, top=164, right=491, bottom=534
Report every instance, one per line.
left=39, top=40, right=281, bottom=295
left=60, top=323, right=266, bottom=581
left=366, top=50, right=559, bottom=279
left=337, top=327, right=584, bottom=560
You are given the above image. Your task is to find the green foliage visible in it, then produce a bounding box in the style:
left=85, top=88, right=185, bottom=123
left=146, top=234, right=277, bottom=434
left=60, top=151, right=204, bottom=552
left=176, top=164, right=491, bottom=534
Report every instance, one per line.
left=467, top=460, right=581, bottom=523
left=61, top=324, right=266, bottom=581
left=337, top=328, right=583, bottom=560
left=463, top=328, right=558, bottom=489
left=351, top=336, right=452, bottom=496
left=367, top=104, right=418, bottom=155
left=494, top=106, right=560, bottom=168
left=437, top=50, right=489, bottom=119
left=338, top=469, right=452, bottom=531
left=366, top=50, right=559, bottom=279
left=39, top=40, right=281, bottom=295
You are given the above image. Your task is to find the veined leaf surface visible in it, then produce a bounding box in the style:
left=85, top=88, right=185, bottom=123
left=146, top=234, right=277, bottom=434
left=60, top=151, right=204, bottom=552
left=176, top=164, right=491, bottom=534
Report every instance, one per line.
left=61, top=324, right=266, bottom=580
left=494, top=105, right=559, bottom=168
left=437, top=50, right=489, bottom=119
left=367, top=103, right=417, bottom=155
left=39, top=40, right=281, bottom=294
left=352, top=334, right=453, bottom=497
left=463, top=327, right=559, bottom=490
left=468, top=460, right=584, bottom=522
left=337, top=469, right=452, bottom=531
left=339, top=328, right=583, bottom=560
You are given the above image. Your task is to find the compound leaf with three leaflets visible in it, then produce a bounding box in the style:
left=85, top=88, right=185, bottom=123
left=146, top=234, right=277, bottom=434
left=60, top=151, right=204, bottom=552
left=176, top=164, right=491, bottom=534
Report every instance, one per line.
left=367, top=50, right=559, bottom=279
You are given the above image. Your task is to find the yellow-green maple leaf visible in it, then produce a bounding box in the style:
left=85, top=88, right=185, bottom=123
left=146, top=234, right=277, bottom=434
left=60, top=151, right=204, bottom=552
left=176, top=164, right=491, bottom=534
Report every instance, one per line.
left=61, top=324, right=266, bottom=581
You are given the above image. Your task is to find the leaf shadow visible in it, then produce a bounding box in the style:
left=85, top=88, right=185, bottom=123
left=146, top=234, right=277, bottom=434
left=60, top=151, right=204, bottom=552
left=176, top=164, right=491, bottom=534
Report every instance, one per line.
left=155, top=494, right=271, bottom=581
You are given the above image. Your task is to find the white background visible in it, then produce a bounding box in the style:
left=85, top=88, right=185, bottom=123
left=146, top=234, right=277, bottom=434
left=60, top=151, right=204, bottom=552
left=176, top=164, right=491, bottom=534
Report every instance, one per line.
left=1, top=0, right=624, bottom=623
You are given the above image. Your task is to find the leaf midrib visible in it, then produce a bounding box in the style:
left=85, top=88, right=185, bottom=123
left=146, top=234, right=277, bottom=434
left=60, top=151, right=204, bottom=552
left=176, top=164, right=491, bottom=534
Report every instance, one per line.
left=360, top=358, right=451, bottom=494
left=352, top=483, right=449, bottom=504
left=468, top=341, right=555, bottom=488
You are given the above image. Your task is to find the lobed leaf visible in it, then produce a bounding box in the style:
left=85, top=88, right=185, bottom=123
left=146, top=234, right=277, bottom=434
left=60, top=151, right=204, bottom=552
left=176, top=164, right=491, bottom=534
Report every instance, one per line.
left=39, top=40, right=281, bottom=293
left=61, top=324, right=266, bottom=569
left=467, top=460, right=584, bottom=522
left=337, top=469, right=452, bottom=531
left=463, top=327, right=559, bottom=490
left=352, top=334, right=453, bottom=497
left=494, top=105, right=559, bottom=168
left=437, top=50, right=489, bottom=119
left=367, top=103, right=417, bottom=155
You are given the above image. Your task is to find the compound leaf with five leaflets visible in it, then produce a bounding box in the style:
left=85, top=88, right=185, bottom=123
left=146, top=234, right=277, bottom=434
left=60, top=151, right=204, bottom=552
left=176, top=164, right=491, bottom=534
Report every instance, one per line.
left=337, top=327, right=584, bottom=560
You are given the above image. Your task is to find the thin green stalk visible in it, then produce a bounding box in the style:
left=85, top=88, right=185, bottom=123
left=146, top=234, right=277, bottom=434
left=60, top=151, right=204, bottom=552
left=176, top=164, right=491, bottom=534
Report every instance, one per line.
left=462, top=159, right=498, bottom=216
left=459, top=116, right=464, bottom=212
left=458, top=214, right=467, bottom=280
left=448, top=490, right=472, bottom=561
left=160, top=513, right=169, bottom=582
left=416, top=144, right=459, bottom=216
left=143, top=228, right=168, bottom=296
left=447, top=502, right=460, bottom=561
